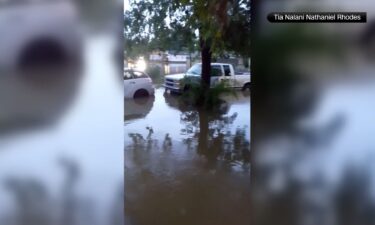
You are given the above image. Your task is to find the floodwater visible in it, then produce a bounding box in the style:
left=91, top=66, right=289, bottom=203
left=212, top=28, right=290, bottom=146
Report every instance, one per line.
left=124, top=88, right=251, bottom=225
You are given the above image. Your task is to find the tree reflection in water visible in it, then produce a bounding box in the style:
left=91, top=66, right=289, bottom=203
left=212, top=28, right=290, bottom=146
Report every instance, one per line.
left=179, top=106, right=250, bottom=168
left=125, top=100, right=250, bottom=225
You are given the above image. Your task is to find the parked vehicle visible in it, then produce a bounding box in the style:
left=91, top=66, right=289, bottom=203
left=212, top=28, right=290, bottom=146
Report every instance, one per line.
left=163, top=63, right=251, bottom=93
left=124, top=69, right=155, bottom=99
left=0, top=0, right=82, bottom=70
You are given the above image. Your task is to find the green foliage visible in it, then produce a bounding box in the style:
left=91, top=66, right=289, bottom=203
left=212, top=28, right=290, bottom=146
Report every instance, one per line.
left=124, top=0, right=251, bottom=59
left=180, top=78, right=237, bottom=109
left=145, top=65, right=163, bottom=83
left=124, top=0, right=198, bottom=60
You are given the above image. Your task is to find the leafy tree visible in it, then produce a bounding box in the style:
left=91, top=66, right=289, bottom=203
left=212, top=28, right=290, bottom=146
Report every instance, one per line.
left=124, top=0, right=251, bottom=101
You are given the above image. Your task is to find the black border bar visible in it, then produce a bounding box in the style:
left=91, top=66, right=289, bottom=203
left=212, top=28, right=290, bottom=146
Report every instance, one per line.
left=268, top=12, right=367, bottom=23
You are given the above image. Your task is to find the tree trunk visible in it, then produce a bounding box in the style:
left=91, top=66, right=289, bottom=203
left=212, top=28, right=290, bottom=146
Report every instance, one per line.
left=197, top=37, right=212, bottom=106
left=200, top=37, right=212, bottom=89
left=189, top=52, right=192, bottom=67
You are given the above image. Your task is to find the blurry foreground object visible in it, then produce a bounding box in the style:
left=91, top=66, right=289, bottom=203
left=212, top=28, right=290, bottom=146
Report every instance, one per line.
left=0, top=0, right=83, bottom=135
left=0, top=0, right=124, bottom=225
left=252, top=1, right=375, bottom=225
left=0, top=0, right=82, bottom=70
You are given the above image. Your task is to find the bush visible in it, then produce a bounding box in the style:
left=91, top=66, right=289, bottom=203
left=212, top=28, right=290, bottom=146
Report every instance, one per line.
left=180, top=78, right=237, bottom=109
left=145, top=65, right=162, bottom=83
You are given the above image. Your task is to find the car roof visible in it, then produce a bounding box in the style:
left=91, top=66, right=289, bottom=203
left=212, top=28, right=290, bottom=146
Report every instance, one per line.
left=124, top=68, right=145, bottom=73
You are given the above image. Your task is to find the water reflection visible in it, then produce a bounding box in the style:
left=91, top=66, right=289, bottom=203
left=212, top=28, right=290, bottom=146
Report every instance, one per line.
left=179, top=108, right=250, bottom=167
left=125, top=88, right=250, bottom=225
left=124, top=96, right=155, bottom=124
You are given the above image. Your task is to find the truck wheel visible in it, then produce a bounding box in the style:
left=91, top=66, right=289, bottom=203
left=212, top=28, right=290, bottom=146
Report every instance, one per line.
left=242, top=83, right=250, bottom=91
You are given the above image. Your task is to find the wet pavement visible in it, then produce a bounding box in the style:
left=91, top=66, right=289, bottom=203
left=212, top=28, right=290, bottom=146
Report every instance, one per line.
left=124, top=88, right=251, bottom=225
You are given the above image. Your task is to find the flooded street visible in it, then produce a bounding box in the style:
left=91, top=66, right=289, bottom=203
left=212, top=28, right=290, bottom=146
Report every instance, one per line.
left=124, top=88, right=251, bottom=225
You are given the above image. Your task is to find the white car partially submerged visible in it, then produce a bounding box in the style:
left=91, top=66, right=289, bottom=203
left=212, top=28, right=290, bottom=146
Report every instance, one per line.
left=124, top=69, right=155, bottom=99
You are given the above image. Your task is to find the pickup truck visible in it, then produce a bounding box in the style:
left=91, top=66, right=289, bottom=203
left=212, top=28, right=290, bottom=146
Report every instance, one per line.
left=163, top=63, right=251, bottom=93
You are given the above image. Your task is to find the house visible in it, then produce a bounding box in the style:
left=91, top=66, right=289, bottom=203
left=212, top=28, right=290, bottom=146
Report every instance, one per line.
left=149, top=51, right=193, bottom=74
left=147, top=50, right=250, bottom=75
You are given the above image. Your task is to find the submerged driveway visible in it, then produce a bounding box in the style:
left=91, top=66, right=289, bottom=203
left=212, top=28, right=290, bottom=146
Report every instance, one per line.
left=124, top=87, right=251, bottom=225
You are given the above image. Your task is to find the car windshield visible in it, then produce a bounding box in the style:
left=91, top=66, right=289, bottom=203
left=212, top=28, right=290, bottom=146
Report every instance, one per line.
left=132, top=71, right=149, bottom=79
left=186, top=64, right=223, bottom=77
left=186, top=64, right=201, bottom=75
left=124, top=70, right=149, bottom=80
